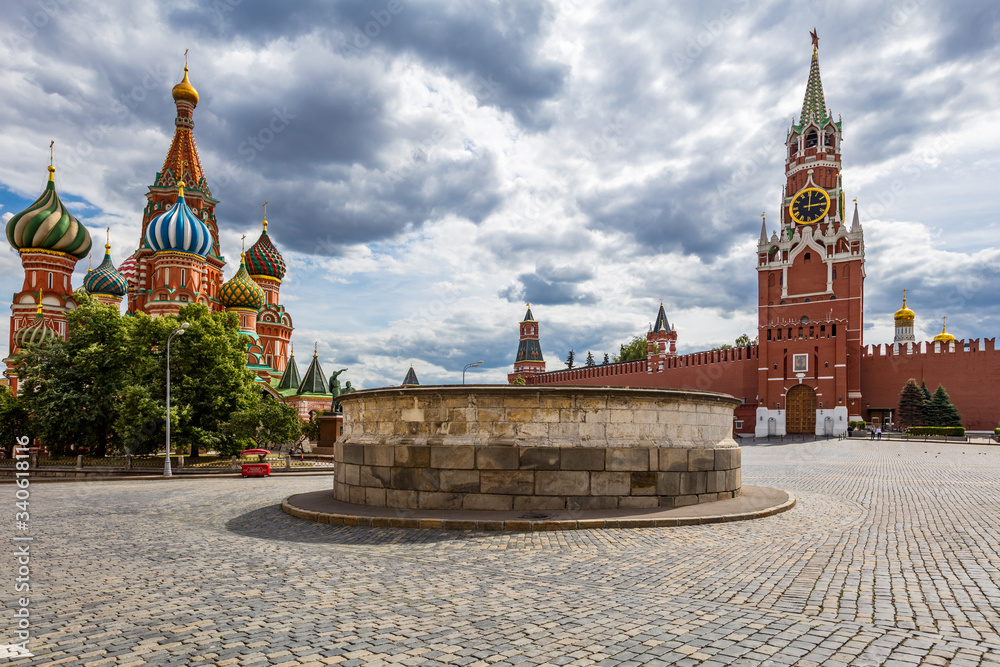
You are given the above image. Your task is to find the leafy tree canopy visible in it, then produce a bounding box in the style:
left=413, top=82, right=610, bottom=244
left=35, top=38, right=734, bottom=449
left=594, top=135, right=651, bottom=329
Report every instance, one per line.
left=613, top=336, right=647, bottom=363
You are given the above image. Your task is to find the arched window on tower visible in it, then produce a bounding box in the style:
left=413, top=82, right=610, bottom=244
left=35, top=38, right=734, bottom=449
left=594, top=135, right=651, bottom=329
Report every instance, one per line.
left=805, top=130, right=818, bottom=148
left=825, top=132, right=835, bottom=147
left=47, top=272, right=53, bottom=289
left=789, top=143, right=797, bottom=157
left=804, top=252, right=811, bottom=263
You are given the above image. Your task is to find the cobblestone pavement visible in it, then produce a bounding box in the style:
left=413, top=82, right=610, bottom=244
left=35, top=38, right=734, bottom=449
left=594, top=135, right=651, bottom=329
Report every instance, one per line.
left=5, top=439, right=1000, bottom=666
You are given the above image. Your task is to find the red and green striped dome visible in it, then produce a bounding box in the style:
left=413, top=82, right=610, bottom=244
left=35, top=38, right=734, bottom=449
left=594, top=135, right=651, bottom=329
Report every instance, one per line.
left=220, top=254, right=265, bottom=310
left=14, top=307, right=60, bottom=347
left=245, top=220, right=286, bottom=281
left=6, top=166, right=92, bottom=260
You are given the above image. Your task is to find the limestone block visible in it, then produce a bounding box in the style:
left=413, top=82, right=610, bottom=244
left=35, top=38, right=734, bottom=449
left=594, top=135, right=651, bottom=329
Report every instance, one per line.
left=394, top=445, right=431, bottom=468
left=618, top=496, right=659, bottom=509
left=446, top=421, right=469, bottom=436
left=401, top=407, right=424, bottom=422
left=359, top=465, right=391, bottom=488
left=559, top=448, right=605, bottom=471
left=342, top=443, right=364, bottom=465
left=655, top=472, right=682, bottom=496
left=349, top=486, right=366, bottom=504
left=680, top=471, right=707, bottom=495
left=334, top=484, right=350, bottom=502
left=688, top=448, right=715, bottom=471
left=430, top=446, right=475, bottom=469
left=418, top=492, right=462, bottom=510
left=343, top=463, right=360, bottom=486
left=590, top=471, right=630, bottom=496
left=439, top=469, right=481, bottom=493
left=726, top=467, right=741, bottom=489
left=391, top=467, right=439, bottom=492
left=514, top=421, right=549, bottom=439
left=462, top=494, right=513, bottom=511
left=476, top=446, right=519, bottom=470
left=513, top=496, right=567, bottom=511
left=578, top=423, right=607, bottom=442
left=674, top=494, right=699, bottom=507
left=487, top=421, right=516, bottom=439
left=658, top=448, right=687, bottom=472
left=476, top=408, right=503, bottom=422
left=630, top=471, right=657, bottom=495
left=606, top=448, right=649, bottom=471
left=385, top=489, right=419, bottom=509
left=519, top=447, right=560, bottom=470
left=480, top=470, right=535, bottom=495
left=714, top=448, right=738, bottom=470
left=707, top=470, right=727, bottom=493
left=363, top=445, right=394, bottom=467
left=364, top=487, right=386, bottom=507
left=535, top=471, right=589, bottom=496
left=532, top=408, right=561, bottom=423
left=567, top=495, right=616, bottom=510
left=609, top=409, right=634, bottom=424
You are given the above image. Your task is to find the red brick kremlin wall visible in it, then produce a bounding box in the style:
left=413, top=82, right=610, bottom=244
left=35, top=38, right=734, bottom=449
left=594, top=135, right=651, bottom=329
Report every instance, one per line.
left=860, top=339, right=1000, bottom=431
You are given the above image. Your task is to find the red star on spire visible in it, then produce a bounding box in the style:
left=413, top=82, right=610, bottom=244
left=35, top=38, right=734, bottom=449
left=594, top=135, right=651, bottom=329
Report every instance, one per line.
left=810, top=29, right=819, bottom=53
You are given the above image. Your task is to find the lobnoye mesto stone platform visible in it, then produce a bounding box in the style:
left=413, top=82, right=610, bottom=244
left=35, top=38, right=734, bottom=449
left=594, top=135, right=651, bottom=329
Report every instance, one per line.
left=332, top=386, right=742, bottom=512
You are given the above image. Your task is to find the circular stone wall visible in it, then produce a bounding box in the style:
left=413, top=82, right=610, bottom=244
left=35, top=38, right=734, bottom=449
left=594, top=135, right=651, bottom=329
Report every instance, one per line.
left=333, top=386, right=741, bottom=512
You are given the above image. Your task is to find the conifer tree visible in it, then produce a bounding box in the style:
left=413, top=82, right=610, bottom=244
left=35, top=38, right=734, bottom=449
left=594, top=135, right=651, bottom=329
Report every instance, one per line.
left=585, top=351, right=595, bottom=366
left=926, top=384, right=962, bottom=427
left=897, top=378, right=926, bottom=428
left=565, top=349, right=575, bottom=369
left=603, top=353, right=610, bottom=365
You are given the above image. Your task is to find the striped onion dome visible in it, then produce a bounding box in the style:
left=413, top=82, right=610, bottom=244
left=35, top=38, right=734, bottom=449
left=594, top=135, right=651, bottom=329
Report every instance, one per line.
left=83, top=244, right=128, bottom=297
left=245, top=219, right=286, bottom=280
left=145, top=183, right=212, bottom=257
left=6, top=165, right=92, bottom=259
left=14, top=306, right=60, bottom=347
left=220, top=254, right=265, bottom=310
left=118, top=255, right=137, bottom=290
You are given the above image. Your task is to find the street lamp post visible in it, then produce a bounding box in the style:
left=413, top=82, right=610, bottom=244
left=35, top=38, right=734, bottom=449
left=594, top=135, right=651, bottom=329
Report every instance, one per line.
left=463, top=360, right=484, bottom=385
left=164, top=323, right=189, bottom=477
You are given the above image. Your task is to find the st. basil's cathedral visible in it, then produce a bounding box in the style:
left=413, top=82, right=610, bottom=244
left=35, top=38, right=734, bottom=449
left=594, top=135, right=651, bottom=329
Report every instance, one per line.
left=3, top=66, right=331, bottom=418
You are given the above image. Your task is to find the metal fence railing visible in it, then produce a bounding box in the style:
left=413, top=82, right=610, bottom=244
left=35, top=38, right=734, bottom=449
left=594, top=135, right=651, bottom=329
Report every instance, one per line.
left=0, top=453, right=334, bottom=472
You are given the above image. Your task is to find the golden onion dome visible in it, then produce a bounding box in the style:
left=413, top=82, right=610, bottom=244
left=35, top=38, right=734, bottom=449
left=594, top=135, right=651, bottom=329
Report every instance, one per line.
left=894, top=297, right=915, bottom=323
left=171, top=67, right=199, bottom=106
left=933, top=318, right=956, bottom=343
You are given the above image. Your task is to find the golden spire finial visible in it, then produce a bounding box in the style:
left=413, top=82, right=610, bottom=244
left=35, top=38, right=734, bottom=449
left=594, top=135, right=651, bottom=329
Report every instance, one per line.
left=177, top=160, right=188, bottom=198
left=314, top=341, right=318, bottom=356
left=37, top=291, right=44, bottom=315
left=526, top=302, right=530, bottom=308
left=48, top=140, right=55, bottom=181
left=184, top=48, right=189, bottom=70
left=901, top=288, right=908, bottom=306
left=290, top=343, right=294, bottom=357
left=87, top=252, right=92, bottom=272
left=241, top=234, right=247, bottom=256
left=262, top=200, right=269, bottom=232
left=105, top=227, right=111, bottom=252
left=941, top=316, right=948, bottom=333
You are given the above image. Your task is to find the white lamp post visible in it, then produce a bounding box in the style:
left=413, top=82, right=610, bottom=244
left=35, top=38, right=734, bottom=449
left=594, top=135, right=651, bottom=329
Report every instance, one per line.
left=463, top=361, right=484, bottom=385
left=164, top=323, right=189, bottom=477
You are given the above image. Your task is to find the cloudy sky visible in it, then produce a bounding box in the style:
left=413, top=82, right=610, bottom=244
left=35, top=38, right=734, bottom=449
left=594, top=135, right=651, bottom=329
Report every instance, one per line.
left=2, top=0, right=999, bottom=388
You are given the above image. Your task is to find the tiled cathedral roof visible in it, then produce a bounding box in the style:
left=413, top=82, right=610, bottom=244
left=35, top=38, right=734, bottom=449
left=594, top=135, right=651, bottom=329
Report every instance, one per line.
left=245, top=219, right=286, bottom=281
left=653, top=301, right=672, bottom=333
left=6, top=164, right=92, bottom=260
left=83, top=243, right=128, bottom=297
left=402, top=365, right=420, bottom=386
left=297, top=349, right=329, bottom=395
left=276, top=352, right=301, bottom=390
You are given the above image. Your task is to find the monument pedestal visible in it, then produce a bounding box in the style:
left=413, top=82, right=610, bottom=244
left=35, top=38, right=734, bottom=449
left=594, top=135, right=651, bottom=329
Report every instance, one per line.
left=311, top=413, right=343, bottom=456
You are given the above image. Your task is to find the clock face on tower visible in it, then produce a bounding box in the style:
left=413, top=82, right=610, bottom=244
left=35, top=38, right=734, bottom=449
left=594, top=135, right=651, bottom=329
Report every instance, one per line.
left=789, top=187, right=831, bottom=225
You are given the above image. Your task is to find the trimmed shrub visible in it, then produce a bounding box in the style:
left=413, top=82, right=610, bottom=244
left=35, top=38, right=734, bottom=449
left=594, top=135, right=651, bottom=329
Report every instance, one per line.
left=906, top=426, right=965, bottom=437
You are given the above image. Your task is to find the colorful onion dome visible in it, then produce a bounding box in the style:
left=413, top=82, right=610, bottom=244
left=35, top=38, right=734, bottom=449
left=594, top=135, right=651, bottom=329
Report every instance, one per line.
left=6, top=164, right=92, bottom=259
left=118, top=254, right=137, bottom=290
left=894, top=297, right=915, bottom=323
left=245, top=217, right=286, bottom=280
left=172, top=66, right=199, bottom=106
left=15, top=303, right=59, bottom=347
left=145, top=183, right=212, bottom=257
left=933, top=318, right=956, bottom=343
left=220, top=253, right=265, bottom=310
left=83, top=242, right=128, bottom=297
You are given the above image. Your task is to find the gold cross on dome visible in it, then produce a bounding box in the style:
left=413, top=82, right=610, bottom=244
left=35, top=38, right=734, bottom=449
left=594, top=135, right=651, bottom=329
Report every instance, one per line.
left=901, top=288, right=908, bottom=300
left=49, top=140, right=54, bottom=166
left=241, top=234, right=247, bottom=254
left=184, top=49, right=189, bottom=68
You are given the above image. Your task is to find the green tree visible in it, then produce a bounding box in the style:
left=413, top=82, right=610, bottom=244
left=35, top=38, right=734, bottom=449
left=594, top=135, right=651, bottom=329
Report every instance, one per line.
left=565, top=349, right=575, bottom=369
left=0, top=386, right=32, bottom=457
left=926, top=384, right=962, bottom=427
left=16, top=295, right=131, bottom=456
left=897, top=378, right=926, bottom=428
left=223, top=398, right=303, bottom=452
left=735, top=333, right=757, bottom=347
left=613, top=336, right=647, bottom=363
left=585, top=351, right=595, bottom=367
left=602, top=353, right=610, bottom=365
